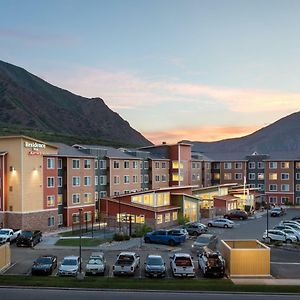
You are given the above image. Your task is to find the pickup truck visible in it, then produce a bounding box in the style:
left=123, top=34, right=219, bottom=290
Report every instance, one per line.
left=16, top=230, right=42, bottom=247
left=144, top=229, right=186, bottom=246
left=112, top=252, right=140, bottom=276
left=170, top=253, right=195, bottom=277
left=0, top=228, right=22, bottom=244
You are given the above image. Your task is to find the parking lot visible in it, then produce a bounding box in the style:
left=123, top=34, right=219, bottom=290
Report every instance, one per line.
left=3, top=208, right=300, bottom=279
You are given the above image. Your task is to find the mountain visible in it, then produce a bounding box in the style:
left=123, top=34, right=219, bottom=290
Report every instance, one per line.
left=185, top=111, right=300, bottom=154
left=0, top=60, right=152, bottom=147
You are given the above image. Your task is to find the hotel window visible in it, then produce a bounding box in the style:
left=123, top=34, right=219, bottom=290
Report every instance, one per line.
left=132, top=195, right=142, bottom=204
left=84, top=159, right=91, bottom=169
left=234, top=173, right=242, bottom=180
left=281, top=173, right=289, bottom=180
left=72, top=176, right=80, bottom=186
left=143, top=194, right=154, bottom=206
left=192, top=174, right=196, bottom=181
left=192, top=162, right=196, bottom=169
left=84, top=193, right=92, bottom=203
left=281, top=162, right=289, bottom=169
left=144, top=174, right=149, bottom=183
left=172, top=211, right=178, bottom=221
left=197, top=163, right=200, bottom=168
left=132, top=175, right=138, bottom=183
left=296, top=173, right=300, bottom=180
left=258, top=184, right=265, bottom=191
left=140, top=175, right=143, bottom=183
left=124, top=161, right=130, bottom=169
left=296, top=162, right=300, bottom=169
left=155, top=162, right=160, bottom=169
left=155, top=175, right=160, bottom=182
left=100, top=175, right=107, bottom=185
left=248, top=162, right=255, bottom=169
left=99, top=191, right=107, bottom=198
left=95, top=176, right=98, bottom=186
left=47, top=158, right=55, bottom=169
left=224, top=173, right=232, bottom=180
left=72, top=193, right=80, bottom=204
left=95, top=192, right=98, bottom=201
left=113, top=160, right=120, bottom=169
left=144, top=161, right=149, bottom=170
left=281, top=184, right=290, bottom=192
left=72, top=159, right=80, bottom=169
left=113, top=176, right=120, bottom=184
left=47, top=177, right=55, bottom=188
left=58, top=159, right=62, bottom=169
left=84, top=176, right=91, bottom=186
left=124, top=190, right=130, bottom=194
left=257, top=162, right=264, bottom=169
left=162, top=162, right=167, bottom=169
left=213, top=162, right=220, bottom=169
left=132, top=161, right=138, bottom=169
left=136, top=215, right=145, bottom=224
left=269, top=184, right=277, bottom=191
left=165, top=213, right=171, bottom=223
left=57, top=176, right=62, bottom=187
left=140, top=161, right=143, bottom=169
left=72, top=213, right=80, bottom=224
left=47, top=196, right=55, bottom=207
left=124, top=175, right=130, bottom=184
left=269, top=196, right=277, bottom=204
left=224, top=162, right=232, bottom=169
left=84, top=211, right=92, bottom=222
left=58, top=214, right=63, bottom=226
left=156, top=214, right=163, bottom=224
left=156, top=193, right=170, bottom=206
left=48, top=216, right=55, bottom=227
left=249, top=184, right=256, bottom=188
left=296, top=184, right=300, bottom=191
left=235, top=162, right=242, bottom=169
left=296, top=197, right=300, bottom=205
left=100, top=160, right=106, bottom=169
left=57, top=194, right=63, bottom=205
left=248, top=173, right=255, bottom=180
left=269, top=173, right=277, bottom=180
left=281, top=197, right=289, bottom=204
left=213, top=173, right=220, bottom=180
left=94, top=160, right=98, bottom=169
left=257, top=173, right=265, bottom=180
left=113, top=191, right=120, bottom=196
left=172, top=161, right=183, bottom=169
left=161, top=174, right=167, bottom=182
left=269, top=162, right=277, bottom=169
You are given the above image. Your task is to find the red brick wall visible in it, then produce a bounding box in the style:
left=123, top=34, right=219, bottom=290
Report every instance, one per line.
left=66, top=205, right=95, bottom=227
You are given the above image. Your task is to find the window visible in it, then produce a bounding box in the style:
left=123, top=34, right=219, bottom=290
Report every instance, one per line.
left=47, top=177, right=55, bottom=188
left=58, top=214, right=63, bottom=226
left=57, top=194, right=63, bottom=205
left=269, top=184, right=277, bottom=191
left=144, top=161, right=149, bottom=169
left=248, top=162, right=255, bottom=169
left=172, top=161, right=183, bottom=169
left=281, top=173, right=289, bottom=180
left=84, top=176, right=91, bottom=186
left=94, top=160, right=98, bottom=169
left=155, top=162, right=160, bottom=169
left=269, top=162, right=277, bottom=169
left=95, top=176, right=98, bottom=186
left=155, top=175, right=160, bottom=182
left=100, top=175, right=107, bottom=185
left=95, top=192, right=98, bottom=201
left=281, top=184, right=290, bottom=192
left=113, top=161, right=120, bottom=169
left=144, top=174, right=149, bottom=183
left=133, top=175, right=138, bottom=183
left=296, top=162, right=300, bottom=169
left=281, top=162, right=289, bottom=169
left=48, top=216, right=55, bottom=227
left=72, top=194, right=80, bottom=204
left=99, top=191, right=107, bottom=198
left=58, top=159, right=62, bottom=169
left=213, top=173, right=220, bottom=180
left=140, top=175, right=143, bottom=183
left=84, top=211, right=92, bottom=222
left=124, top=161, right=130, bottom=169
left=113, top=176, right=120, bottom=184
left=72, top=213, right=80, bottom=223
left=269, top=197, right=277, bottom=204
left=224, top=173, right=232, bottom=180
left=257, top=162, right=264, bottom=169
left=113, top=191, right=120, bottom=196
left=165, top=213, right=170, bottom=222
left=296, top=173, right=300, bottom=180
left=235, top=162, right=242, bottom=169
left=281, top=197, right=289, bottom=204
left=296, top=184, right=300, bottom=191
left=224, top=162, right=232, bottom=169
left=124, top=175, right=130, bottom=184
left=296, top=197, right=300, bottom=205
left=72, top=176, right=80, bottom=186
left=161, top=174, right=167, bottom=182
left=258, top=184, right=265, bottom=191
left=172, top=211, right=178, bottom=221
left=249, top=184, right=256, bottom=188
left=156, top=214, right=163, bottom=224
left=234, top=173, right=242, bottom=180
left=257, top=173, right=264, bottom=180
left=192, top=162, right=196, bottom=169
left=72, top=159, right=80, bottom=169
left=162, top=162, right=167, bottom=169
left=84, top=193, right=92, bottom=203
left=269, top=173, right=277, bottom=180
left=124, top=190, right=130, bottom=194
left=132, top=161, right=138, bottom=169
left=100, top=160, right=106, bottom=169
left=47, top=158, right=55, bottom=169
left=57, top=177, right=62, bottom=187
left=248, top=173, right=255, bottom=180
left=213, top=162, right=220, bottom=169
left=47, top=196, right=55, bottom=207
left=84, top=159, right=91, bottom=169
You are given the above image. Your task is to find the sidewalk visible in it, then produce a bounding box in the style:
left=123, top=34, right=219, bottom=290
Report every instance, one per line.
left=232, top=278, right=300, bottom=285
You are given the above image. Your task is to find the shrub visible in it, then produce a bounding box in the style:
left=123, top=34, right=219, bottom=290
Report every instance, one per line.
left=178, top=215, right=190, bottom=225
left=133, top=224, right=152, bottom=237
left=124, top=235, right=130, bottom=240
left=113, top=232, right=124, bottom=241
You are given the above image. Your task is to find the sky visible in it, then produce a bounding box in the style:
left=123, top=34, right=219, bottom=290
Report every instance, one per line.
left=0, top=0, right=300, bottom=144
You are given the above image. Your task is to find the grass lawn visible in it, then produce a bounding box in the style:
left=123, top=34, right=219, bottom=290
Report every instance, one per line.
left=55, top=238, right=106, bottom=247
left=1, top=275, right=300, bottom=293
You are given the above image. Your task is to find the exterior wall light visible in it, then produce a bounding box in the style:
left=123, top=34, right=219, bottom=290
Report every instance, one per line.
left=9, top=166, right=16, bottom=172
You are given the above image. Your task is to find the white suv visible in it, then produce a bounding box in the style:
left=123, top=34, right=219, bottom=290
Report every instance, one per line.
left=262, top=229, right=297, bottom=243
left=170, top=253, right=195, bottom=277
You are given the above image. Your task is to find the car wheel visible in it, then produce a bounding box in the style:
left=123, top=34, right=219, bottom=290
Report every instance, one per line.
left=192, top=231, right=198, bottom=236
left=169, top=239, right=175, bottom=247
left=144, top=237, right=150, bottom=243
left=224, top=216, right=228, bottom=219
left=286, top=239, right=292, bottom=244
left=224, top=224, right=228, bottom=228
left=207, top=223, right=212, bottom=227
left=239, top=217, right=244, bottom=220
left=264, top=237, right=271, bottom=243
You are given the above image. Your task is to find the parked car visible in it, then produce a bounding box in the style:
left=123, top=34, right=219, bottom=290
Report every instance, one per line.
left=58, top=256, right=81, bottom=277
left=262, top=229, right=297, bottom=243
left=16, top=230, right=42, bottom=247
left=279, top=221, right=300, bottom=229
left=144, top=229, right=186, bottom=246
left=31, top=255, right=57, bottom=275
left=112, top=252, right=140, bottom=276
left=170, top=253, right=195, bottom=278
left=207, top=218, right=234, bottom=228
left=191, top=234, right=218, bottom=253
left=144, top=254, right=166, bottom=278
left=224, top=209, right=248, bottom=220
left=85, top=252, right=106, bottom=276
left=185, top=223, right=208, bottom=236
left=279, top=222, right=300, bottom=232
left=291, top=216, right=300, bottom=221
left=281, top=228, right=300, bottom=241
left=0, top=228, right=22, bottom=244
left=198, top=247, right=225, bottom=278
left=270, top=207, right=284, bottom=217
left=168, top=228, right=189, bottom=239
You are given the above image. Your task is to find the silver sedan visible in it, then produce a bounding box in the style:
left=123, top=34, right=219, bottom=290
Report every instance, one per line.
left=207, top=218, right=235, bottom=228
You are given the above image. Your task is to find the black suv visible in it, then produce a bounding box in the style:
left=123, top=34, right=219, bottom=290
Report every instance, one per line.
left=16, top=230, right=42, bottom=247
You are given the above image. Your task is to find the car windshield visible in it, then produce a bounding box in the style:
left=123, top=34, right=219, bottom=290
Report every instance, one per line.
left=0, top=230, right=9, bottom=235
left=174, top=257, right=192, bottom=267
left=196, top=236, right=211, bottom=243
left=36, top=257, right=52, bottom=264
left=21, top=231, right=33, bottom=237
left=62, top=259, right=78, bottom=266
left=116, top=255, right=134, bottom=265
left=88, top=258, right=102, bottom=265
left=147, top=257, right=163, bottom=266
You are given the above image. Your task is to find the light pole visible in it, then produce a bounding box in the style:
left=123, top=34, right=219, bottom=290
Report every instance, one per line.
left=266, top=196, right=269, bottom=241
left=78, top=208, right=83, bottom=275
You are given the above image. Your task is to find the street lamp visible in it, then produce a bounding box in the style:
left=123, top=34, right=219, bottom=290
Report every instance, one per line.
left=266, top=196, right=269, bottom=241
left=78, top=208, right=83, bottom=275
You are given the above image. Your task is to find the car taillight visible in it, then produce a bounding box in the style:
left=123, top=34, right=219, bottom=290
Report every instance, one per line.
left=174, top=268, right=176, bottom=272
left=112, top=266, right=115, bottom=270
left=131, top=267, right=133, bottom=271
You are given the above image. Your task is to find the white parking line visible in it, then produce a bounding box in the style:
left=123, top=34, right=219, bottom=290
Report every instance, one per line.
left=271, top=262, right=300, bottom=265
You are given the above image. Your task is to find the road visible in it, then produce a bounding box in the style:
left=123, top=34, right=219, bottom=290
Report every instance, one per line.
left=0, top=288, right=300, bottom=300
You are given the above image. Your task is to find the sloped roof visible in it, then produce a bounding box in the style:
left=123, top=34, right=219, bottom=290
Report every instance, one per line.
left=52, top=143, right=95, bottom=158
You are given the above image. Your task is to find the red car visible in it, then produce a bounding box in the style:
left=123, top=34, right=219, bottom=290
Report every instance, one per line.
left=224, top=210, right=248, bottom=220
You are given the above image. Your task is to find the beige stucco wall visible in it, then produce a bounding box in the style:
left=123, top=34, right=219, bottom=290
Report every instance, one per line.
left=0, top=243, right=11, bottom=272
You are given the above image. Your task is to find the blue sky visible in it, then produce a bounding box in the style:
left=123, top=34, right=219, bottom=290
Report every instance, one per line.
left=0, top=0, right=299, bottom=143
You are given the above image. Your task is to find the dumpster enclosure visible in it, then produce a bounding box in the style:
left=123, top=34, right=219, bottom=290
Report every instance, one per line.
left=219, top=240, right=270, bottom=277
left=0, top=243, right=11, bottom=272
